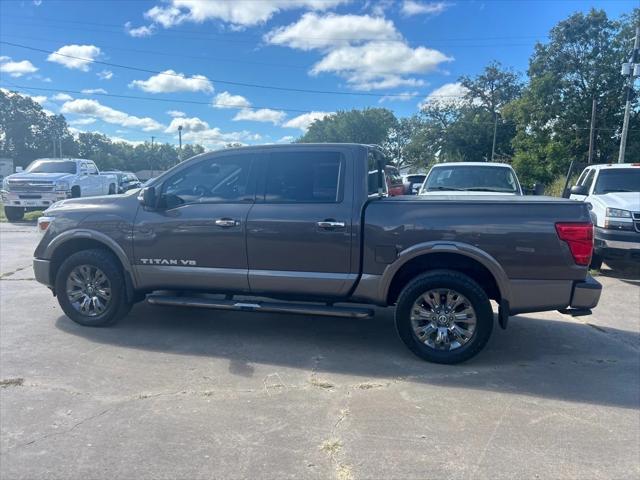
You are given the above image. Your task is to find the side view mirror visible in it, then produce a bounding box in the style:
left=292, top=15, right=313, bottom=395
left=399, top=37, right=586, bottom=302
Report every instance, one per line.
left=139, top=186, right=157, bottom=208
left=15, top=166, right=23, bottom=173
left=569, top=185, right=588, bottom=196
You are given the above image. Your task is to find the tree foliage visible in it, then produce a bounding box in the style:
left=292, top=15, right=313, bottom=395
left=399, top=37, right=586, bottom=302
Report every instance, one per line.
left=299, top=108, right=398, bottom=146
left=0, top=90, right=204, bottom=172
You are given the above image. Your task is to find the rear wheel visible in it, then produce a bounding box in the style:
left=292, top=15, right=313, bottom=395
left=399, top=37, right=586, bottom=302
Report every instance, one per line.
left=55, top=249, right=131, bottom=326
left=108, top=184, right=116, bottom=194
left=71, top=186, right=81, bottom=198
left=4, top=206, right=24, bottom=222
left=395, top=270, right=493, bottom=364
left=589, top=253, right=603, bottom=270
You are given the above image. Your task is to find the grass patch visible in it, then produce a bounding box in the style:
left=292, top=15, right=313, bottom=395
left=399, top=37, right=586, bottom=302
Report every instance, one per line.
left=320, top=439, right=342, bottom=455
left=0, top=377, right=24, bottom=388
left=0, top=203, right=43, bottom=223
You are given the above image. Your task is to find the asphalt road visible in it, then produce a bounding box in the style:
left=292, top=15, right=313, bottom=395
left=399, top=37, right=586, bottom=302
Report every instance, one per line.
left=1, top=222, right=639, bottom=480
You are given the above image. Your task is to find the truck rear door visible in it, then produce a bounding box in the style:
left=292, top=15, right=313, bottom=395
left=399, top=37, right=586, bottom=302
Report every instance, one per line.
left=246, top=147, right=356, bottom=297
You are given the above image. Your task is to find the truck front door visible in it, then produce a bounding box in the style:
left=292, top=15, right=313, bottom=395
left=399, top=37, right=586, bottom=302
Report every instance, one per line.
left=132, top=151, right=259, bottom=292
left=246, top=148, right=356, bottom=297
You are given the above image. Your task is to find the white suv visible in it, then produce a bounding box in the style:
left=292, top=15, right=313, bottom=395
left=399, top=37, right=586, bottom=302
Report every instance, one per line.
left=569, top=164, right=640, bottom=269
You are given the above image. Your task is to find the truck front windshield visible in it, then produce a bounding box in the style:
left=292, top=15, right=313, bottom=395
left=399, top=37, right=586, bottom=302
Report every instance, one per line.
left=593, top=169, right=640, bottom=194
left=26, top=160, right=77, bottom=174
left=424, top=166, right=518, bottom=193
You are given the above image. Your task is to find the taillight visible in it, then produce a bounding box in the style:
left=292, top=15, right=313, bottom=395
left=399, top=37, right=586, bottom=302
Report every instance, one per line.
left=555, top=222, right=593, bottom=266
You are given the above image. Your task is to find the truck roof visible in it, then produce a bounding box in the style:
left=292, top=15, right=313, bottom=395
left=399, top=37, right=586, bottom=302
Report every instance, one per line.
left=584, top=163, right=640, bottom=170
left=430, top=162, right=514, bottom=168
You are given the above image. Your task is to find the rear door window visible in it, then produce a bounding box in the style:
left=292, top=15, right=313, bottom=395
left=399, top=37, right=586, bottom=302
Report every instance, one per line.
left=264, top=151, right=343, bottom=203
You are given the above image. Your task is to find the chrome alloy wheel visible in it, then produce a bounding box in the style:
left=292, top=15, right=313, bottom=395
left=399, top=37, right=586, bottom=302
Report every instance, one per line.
left=66, top=265, right=112, bottom=317
left=410, top=288, right=477, bottom=351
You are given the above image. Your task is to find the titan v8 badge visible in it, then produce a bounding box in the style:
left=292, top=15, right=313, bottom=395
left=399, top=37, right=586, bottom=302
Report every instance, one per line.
left=140, top=258, right=197, bottom=266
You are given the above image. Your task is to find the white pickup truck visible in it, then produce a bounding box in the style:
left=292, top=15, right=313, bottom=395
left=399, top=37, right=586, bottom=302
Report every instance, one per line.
left=1, top=158, right=117, bottom=221
left=569, top=163, right=640, bottom=269
left=418, top=162, right=524, bottom=196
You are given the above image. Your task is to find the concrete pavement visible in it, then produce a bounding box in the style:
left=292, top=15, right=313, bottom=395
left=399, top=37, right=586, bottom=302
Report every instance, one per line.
left=1, top=222, right=638, bottom=479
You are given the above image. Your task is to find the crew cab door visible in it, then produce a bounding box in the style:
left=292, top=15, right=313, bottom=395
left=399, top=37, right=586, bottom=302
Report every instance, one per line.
left=246, top=147, right=355, bottom=297
left=132, top=151, right=259, bottom=292
left=86, top=161, right=103, bottom=195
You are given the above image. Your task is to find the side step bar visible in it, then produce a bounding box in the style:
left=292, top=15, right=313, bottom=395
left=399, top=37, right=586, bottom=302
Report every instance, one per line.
left=146, top=295, right=374, bottom=319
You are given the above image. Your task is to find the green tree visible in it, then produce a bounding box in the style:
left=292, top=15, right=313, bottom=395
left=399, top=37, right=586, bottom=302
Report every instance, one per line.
left=0, top=89, right=77, bottom=167
left=299, top=108, right=398, bottom=146
left=506, top=9, right=639, bottom=184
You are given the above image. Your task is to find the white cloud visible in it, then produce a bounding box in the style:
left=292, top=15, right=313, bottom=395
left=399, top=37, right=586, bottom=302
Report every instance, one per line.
left=233, top=108, right=286, bottom=125
left=29, top=95, right=48, bottom=105
left=47, top=44, right=101, bottom=71
left=418, top=82, right=469, bottom=108
left=310, top=40, right=452, bottom=90
left=0, top=57, right=38, bottom=77
left=378, top=91, right=419, bottom=103
left=276, top=135, right=295, bottom=143
left=61, top=99, right=164, bottom=131
left=401, top=1, right=450, bottom=16
left=125, top=21, right=156, bottom=37
left=81, top=88, right=107, bottom=94
left=110, top=136, right=145, bottom=146
left=144, top=0, right=348, bottom=29
left=52, top=93, right=74, bottom=102
left=97, top=70, right=113, bottom=80
left=130, top=69, right=213, bottom=93
left=212, top=91, right=251, bottom=109
left=283, top=111, right=332, bottom=131
left=69, top=117, right=97, bottom=126
left=265, top=12, right=399, bottom=50
left=167, top=110, right=186, bottom=117
left=165, top=116, right=209, bottom=133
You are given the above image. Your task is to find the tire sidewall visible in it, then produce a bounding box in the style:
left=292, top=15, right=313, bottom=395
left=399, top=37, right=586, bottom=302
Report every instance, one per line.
left=395, top=271, right=494, bottom=364
left=55, top=250, right=125, bottom=326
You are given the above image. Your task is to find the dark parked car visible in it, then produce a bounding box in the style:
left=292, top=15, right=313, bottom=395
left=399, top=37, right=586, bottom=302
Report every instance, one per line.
left=104, top=171, right=142, bottom=193
left=33, top=144, right=601, bottom=364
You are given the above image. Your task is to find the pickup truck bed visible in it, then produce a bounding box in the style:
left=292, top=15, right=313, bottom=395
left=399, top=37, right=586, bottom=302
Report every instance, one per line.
left=32, top=143, right=601, bottom=364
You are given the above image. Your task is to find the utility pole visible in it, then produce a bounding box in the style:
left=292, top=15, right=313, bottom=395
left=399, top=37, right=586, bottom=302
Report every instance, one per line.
left=490, top=112, right=498, bottom=162
left=618, top=25, right=640, bottom=164
left=52, top=137, right=56, bottom=158
left=588, top=97, right=597, bottom=164
left=150, top=136, right=155, bottom=177
left=58, top=137, right=63, bottom=158
left=178, top=125, right=183, bottom=164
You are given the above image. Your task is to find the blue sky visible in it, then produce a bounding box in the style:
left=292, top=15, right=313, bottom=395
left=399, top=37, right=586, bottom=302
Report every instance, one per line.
left=0, top=0, right=635, bottom=149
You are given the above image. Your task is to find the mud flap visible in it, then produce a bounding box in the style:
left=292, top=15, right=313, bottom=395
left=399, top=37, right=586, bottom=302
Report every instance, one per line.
left=498, top=299, right=509, bottom=330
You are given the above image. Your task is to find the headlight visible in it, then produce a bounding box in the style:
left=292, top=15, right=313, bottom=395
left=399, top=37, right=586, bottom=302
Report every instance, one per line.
left=605, top=208, right=631, bottom=218
left=55, top=181, right=70, bottom=191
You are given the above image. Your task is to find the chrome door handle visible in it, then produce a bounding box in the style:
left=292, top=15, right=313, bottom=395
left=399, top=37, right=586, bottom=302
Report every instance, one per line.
left=317, top=220, right=346, bottom=229
left=214, top=218, right=238, bottom=227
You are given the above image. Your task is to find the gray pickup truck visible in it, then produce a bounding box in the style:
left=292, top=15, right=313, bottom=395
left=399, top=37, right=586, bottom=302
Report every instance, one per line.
left=33, top=144, right=601, bottom=364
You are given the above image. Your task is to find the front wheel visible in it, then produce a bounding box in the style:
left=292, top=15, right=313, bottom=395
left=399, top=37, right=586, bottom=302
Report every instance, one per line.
left=395, top=270, right=494, bottom=364
left=4, top=206, right=24, bottom=222
left=55, top=249, right=132, bottom=326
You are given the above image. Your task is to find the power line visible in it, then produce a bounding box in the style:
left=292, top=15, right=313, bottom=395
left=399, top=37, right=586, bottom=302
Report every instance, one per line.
left=0, top=84, right=312, bottom=113
left=0, top=40, right=428, bottom=98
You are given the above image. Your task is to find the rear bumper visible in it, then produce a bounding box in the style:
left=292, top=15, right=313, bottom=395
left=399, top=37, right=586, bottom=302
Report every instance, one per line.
left=33, top=258, right=52, bottom=288
left=569, top=275, right=602, bottom=310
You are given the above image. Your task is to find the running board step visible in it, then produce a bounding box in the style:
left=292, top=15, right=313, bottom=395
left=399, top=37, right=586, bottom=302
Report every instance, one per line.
left=146, top=295, right=374, bottom=319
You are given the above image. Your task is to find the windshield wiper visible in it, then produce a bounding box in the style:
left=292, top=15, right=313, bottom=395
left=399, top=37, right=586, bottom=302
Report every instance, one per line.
left=427, top=186, right=466, bottom=191
left=462, top=187, right=511, bottom=192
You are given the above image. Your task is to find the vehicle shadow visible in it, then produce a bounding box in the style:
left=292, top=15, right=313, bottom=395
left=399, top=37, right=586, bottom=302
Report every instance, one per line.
left=55, top=303, right=640, bottom=409
left=600, top=263, right=640, bottom=286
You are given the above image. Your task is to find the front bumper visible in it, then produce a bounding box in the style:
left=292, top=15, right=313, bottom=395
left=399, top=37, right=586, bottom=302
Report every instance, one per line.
left=569, top=275, right=602, bottom=310
left=594, top=227, right=640, bottom=262
left=1, top=191, right=69, bottom=209
left=33, top=258, right=52, bottom=288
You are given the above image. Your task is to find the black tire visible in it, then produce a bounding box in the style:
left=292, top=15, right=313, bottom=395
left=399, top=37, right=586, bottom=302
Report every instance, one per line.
left=589, top=253, right=603, bottom=270
left=71, top=186, right=81, bottom=198
left=55, top=249, right=131, bottom=327
left=395, top=270, right=494, bottom=364
left=108, top=184, right=116, bottom=195
left=4, top=206, right=24, bottom=222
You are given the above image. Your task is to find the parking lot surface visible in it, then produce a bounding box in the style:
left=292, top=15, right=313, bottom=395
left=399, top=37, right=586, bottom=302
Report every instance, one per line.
left=1, top=222, right=639, bottom=479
